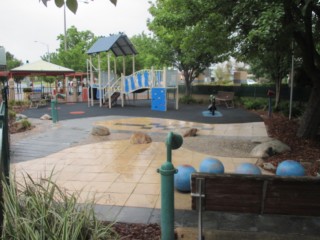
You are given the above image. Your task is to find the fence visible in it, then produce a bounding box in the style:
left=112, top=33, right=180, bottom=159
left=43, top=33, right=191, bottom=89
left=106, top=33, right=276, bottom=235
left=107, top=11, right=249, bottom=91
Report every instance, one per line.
left=0, top=86, right=10, bottom=179
left=9, top=85, right=85, bottom=102
left=0, top=85, right=10, bottom=233
left=178, top=84, right=311, bottom=102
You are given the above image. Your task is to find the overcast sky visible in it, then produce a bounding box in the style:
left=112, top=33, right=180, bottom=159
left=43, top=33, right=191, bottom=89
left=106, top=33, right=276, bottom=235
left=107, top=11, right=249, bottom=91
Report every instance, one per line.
left=0, top=0, right=153, bottom=64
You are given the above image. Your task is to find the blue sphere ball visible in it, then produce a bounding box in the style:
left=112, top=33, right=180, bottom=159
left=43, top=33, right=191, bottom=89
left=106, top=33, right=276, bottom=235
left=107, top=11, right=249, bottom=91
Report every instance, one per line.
left=174, top=165, right=196, bottom=193
left=276, top=160, right=305, bottom=176
left=235, top=163, right=262, bottom=175
left=199, top=157, right=224, bottom=174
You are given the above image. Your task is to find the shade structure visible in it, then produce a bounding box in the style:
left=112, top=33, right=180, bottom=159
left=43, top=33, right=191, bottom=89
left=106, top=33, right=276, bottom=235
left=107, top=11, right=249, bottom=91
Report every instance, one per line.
left=9, top=60, right=75, bottom=77
left=87, top=33, right=138, bottom=57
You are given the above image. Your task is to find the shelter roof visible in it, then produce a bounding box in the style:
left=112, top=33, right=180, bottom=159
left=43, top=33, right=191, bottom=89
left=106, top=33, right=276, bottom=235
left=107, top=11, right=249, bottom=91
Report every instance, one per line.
left=87, top=34, right=138, bottom=57
left=10, top=60, right=74, bottom=77
left=65, top=72, right=87, bottom=78
left=0, top=71, right=9, bottom=77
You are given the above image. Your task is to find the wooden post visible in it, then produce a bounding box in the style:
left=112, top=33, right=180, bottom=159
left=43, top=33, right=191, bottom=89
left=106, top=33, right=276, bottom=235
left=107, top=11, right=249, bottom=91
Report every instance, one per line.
left=114, top=55, right=117, bottom=81
left=163, top=67, right=167, bottom=88
left=98, top=53, right=102, bottom=107
left=108, top=52, right=111, bottom=109
left=122, top=56, right=126, bottom=77
left=132, top=54, right=135, bottom=74
left=121, top=73, right=124, bottom=107
left=90, top=57, right=94, bottom=107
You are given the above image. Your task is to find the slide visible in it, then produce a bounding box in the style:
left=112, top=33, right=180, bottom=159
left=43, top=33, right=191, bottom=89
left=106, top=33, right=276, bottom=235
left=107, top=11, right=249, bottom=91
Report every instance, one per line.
left=124, top=70, right=151, bottom=94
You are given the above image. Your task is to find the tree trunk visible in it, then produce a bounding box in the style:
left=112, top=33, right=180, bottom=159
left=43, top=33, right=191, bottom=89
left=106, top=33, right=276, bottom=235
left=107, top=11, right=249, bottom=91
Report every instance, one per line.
left=274, top=78, right=281, bottom=108
left=183, top=71, right=192, bottom=97
left=297, top=86, right=320, bottom=138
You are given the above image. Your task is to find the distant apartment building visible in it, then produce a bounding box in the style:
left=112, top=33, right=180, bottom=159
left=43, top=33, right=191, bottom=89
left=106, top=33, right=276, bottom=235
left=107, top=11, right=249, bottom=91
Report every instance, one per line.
left=0, top=46, right=6, bottom=71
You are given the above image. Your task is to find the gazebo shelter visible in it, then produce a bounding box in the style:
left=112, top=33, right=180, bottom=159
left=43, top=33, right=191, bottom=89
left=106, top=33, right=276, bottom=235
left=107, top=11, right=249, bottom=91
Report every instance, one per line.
left=9, top=60, right=74, bottom=77
left=1, top=60, right=75, bottom=101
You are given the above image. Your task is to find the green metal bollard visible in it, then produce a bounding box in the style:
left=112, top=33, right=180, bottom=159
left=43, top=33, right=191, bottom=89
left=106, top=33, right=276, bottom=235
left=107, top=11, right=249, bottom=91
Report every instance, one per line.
left=157, top=132, right=183, bottom=240
left=51, top=99, right=58, bottom=123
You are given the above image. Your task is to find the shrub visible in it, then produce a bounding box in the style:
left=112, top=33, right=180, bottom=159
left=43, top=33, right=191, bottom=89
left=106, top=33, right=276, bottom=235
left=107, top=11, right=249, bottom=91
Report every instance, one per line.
left=241, top=97, right=267, bottom=110
left=20, top=119, right=32, bottom=129
left=2, top=174, right=118, bottom=239
left=274, top=101, right=305, bottom=118
left=15, top=100, right=28, bottom=106
left=8, top=100, right=16, bottom=108
left=9, top=100, right=28, bottom=108
left=8, top=110, right=16, bottom=120
left=23, top=87, right=32, bottom=93
left=179, top=95, right=198, bottom=104
left=197, top=99, right=204, bottom=104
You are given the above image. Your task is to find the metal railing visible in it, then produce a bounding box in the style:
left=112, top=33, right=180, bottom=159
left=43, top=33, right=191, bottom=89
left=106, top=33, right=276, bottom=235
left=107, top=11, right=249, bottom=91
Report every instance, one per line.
left=0, top=86, right=10, bottom=180
left=0, top=85, right=10, bottom=233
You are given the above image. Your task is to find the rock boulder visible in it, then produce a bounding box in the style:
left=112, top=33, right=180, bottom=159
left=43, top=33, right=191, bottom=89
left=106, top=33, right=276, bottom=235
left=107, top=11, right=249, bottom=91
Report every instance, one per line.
left=250, top=139, right=291, bottom=158
left=91, top=125, right=110, bottom=136
left=130, top=132, right=152, bottom=144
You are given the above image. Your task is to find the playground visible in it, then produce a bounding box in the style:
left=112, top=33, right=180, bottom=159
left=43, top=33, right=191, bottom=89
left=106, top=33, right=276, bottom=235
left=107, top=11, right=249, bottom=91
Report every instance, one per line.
left=10, top=105, right=320, bottom=239
left=7, top=34, right=320, bottom=239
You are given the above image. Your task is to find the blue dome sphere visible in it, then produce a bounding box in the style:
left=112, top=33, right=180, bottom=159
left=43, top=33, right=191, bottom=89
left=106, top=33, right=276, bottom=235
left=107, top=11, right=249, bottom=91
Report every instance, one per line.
left=199, top=157, right=224, bottom=174
left=276, top=160, right=305, bottom=176
left=174, top=165, right=196, bottom=193
left=235, top=163, right=262, bottom=175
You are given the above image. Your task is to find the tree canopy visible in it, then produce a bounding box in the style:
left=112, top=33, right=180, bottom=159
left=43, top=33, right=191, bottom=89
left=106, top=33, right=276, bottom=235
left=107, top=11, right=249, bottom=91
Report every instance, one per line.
left=148, top=0, right=231, bottom=96
left=5, top=52, right=22, bottom=70
left=215, top=0, right=320, bottom=138
left=217, top=1, right=292, bottom=107
left=50, top=26, right=96, bottom=72
left=130, top=33, right=171, bottom=69
left=40, top=0, right=117, bottom=14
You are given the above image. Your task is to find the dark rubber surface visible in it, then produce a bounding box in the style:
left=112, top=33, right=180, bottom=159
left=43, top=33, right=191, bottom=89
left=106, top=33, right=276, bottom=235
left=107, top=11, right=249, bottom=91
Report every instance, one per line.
left=21, top=100, right=262, bottom=124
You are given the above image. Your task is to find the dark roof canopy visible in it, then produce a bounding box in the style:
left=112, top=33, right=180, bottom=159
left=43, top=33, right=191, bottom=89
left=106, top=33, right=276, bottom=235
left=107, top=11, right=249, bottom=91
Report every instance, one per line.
left=87, top=34, right=138, bottom=57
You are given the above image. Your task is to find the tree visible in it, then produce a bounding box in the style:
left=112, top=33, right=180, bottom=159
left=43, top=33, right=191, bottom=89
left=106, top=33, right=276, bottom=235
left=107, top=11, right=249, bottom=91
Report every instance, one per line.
left=279, top=1, right=320, bottom=138
left=213, top=0, right=320, bottom=139
left=52, top=26, right=96, bottom=72
left=40, top=0, right=117, bottom=14
left=5, top=52, right=22, bottom=70
left=42, top=76, right=56, bottom=88
left=130, top=33, right=170, bottom=69
left=148, top=0, right=231, bottom=96
left=216, top=1, right=291, bottom=107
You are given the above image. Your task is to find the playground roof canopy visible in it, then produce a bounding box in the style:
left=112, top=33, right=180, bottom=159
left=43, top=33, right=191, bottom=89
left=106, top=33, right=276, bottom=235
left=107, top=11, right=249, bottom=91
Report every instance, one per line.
left=10, top=60, right=75, bottom=77
left=87, top=34, right=138, bottom=57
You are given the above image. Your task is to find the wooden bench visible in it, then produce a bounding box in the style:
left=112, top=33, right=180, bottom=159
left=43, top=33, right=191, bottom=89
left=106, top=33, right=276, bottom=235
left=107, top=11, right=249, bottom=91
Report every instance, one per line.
left=214, top=91, right=234, bottom=108
left=29, top=92, right=47, bottom=108
left=191, top=173, right=320, bottom=239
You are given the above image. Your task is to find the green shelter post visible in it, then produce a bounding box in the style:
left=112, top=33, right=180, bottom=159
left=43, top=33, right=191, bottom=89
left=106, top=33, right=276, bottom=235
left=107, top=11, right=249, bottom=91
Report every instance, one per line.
left=51, top=99, right=58, bottom=123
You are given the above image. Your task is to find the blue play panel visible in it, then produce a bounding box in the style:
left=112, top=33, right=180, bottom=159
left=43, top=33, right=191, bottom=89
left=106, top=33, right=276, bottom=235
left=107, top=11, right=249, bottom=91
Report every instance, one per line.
left=202, top=111, right=223, bottom=117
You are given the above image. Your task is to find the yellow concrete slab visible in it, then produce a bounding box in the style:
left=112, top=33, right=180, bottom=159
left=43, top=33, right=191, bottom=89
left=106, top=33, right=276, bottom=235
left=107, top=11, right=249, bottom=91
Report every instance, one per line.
left=12, top=117, right=270, bottom=211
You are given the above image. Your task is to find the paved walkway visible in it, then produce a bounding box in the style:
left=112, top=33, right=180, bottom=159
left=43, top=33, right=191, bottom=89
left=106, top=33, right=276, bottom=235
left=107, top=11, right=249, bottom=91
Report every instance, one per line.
left=10, top=103, right=320, bottom=239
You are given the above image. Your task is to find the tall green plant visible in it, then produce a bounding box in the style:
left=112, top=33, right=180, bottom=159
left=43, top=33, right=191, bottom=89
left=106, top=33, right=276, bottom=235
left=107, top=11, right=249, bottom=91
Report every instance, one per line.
left=2, top=174, right=118, bottom=239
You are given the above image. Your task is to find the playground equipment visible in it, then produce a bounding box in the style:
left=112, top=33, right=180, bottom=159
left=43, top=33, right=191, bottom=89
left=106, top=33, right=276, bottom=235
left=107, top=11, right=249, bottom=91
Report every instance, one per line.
left=86, top=33, right=179, bottom=111
left=174, top=165, right=197, bottom=192
left=276, top=160, right=305, bottom=176
left=235, top=163, right=262, bottom=175
left=199, top=157, right=224, bottom=174
left=122, top=68, right=179, bottom=111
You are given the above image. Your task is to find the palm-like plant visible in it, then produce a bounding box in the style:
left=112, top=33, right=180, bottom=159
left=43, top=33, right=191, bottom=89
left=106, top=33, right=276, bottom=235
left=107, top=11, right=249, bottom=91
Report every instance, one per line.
left=2, top=173, right=117, bottom=239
